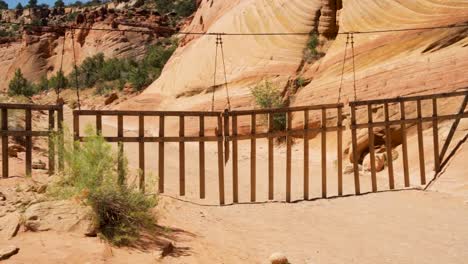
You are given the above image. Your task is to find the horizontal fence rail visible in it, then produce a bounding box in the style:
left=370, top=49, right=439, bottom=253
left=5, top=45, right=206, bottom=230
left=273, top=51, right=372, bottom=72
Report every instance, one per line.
left=1, top=103, right=63, bottom=178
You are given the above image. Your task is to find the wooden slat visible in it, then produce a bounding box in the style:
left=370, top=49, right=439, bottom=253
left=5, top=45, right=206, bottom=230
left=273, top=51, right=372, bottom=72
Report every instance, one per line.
left=75, top=109, right=222, bottom=116
left=432, top=98, right=440, bottom=173
left=179, top=116, right=185, bottom=196
left=400, top=102, right=410, bottom=187
left=139, top=115, right=145, bottom=192
left=224, top=110, right=230, bottom=163
left=0, top=103, right=61, bottom=110
left=350, top=105, right=361, bottom=195
left=350, top=90, right=468, bottom=106
left=439, top=95, right=468, bottom=163
left=321, top=108, right=327, bottom=198
left=337, top=107, right=343, bottom=196
left=48, top=110, right=55, bottom=176
left=117, top=115, right=124, bottom=185
left=352, top=112, right=468, bottom=128
left=417, top=100, right=426, bottom=185
left=303, top=110, right=309, bottom=200
left=158, top=116, right=165, bottom=193
left=384, top=103, right=395, bottom=189
left=96, top=113, right=102, bottom=134
left=367, top=105, right=377, bottom=192
left=25, top=109, right=32, bottom=177
left=286, top=112, right=292, bottom=202
left=217, top=115, right=225, bottom=205
left=232, top=115, right=238, bottom=203
left=57, top=106, right=64, bottom=171
left=73, top=111, right=79, bottom=141
left=268, top=113, right=274, bottom=200
left=229, top=103, right=344, bottom=115
left=250, top=114, right=257, bottom=202
left=2, top=108, right=8, bottom=178
left=199, top=116, right=205, bottom=199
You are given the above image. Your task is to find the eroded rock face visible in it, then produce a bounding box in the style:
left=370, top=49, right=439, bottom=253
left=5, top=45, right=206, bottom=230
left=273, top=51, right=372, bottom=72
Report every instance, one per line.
left=318, top=0, right=340, bottom=39
left=23, top=200, right=96, bottom=236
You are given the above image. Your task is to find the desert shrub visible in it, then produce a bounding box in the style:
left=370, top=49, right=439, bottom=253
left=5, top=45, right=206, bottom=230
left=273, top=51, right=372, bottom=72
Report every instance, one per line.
left=304, top=33, right=324, bottom=63
left=49, top=127, right=156, bottom=246
left=36, top=75, right=49, bottom=92
left=154, top=0, right=196, bottom=16
left=15, top=3, right=23, bottom=9
left=8, top=69, right=36, bottom=97
left=129, top=66, right=150, bottom=91
left=0, top=0, right=8, bottom=9
left=48, top=70, right=68, bottom=90
left=251, top=80, right=286, bottom=131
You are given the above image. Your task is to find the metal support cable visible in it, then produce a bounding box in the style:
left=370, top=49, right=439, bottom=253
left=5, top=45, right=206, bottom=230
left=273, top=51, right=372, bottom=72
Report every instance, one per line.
left=218, top=35, right=231, bottom=110
left=337, top=33, right=349, bottom=103
left=211, top=35, right=220, bottom=111
left=351, top=33, right=357, bottom=101
left=70, top=28, right=81, bottom=110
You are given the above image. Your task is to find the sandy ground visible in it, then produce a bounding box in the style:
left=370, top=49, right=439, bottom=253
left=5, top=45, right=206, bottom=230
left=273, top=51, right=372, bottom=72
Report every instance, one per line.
left=1, top=108, right=468, bottom=263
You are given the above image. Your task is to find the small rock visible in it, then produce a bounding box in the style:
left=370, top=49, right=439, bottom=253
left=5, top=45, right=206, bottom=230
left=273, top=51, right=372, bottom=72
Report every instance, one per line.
left=269, top=252, right=289, bottom=264
left=104, top=93, right=119, bottom=105
left=36, top=184, right=47, bottom=194
left=362, top=153, right=385, bottom=172
left=0, top=192, right=6, bottom=201
left=0, top=212, right=21, bottom=240
left=344, top=164, right=363, bottom=174
left=32, top=160, right=47, bottom=170
left=8, top=144, right=25, bottom=158
left=159, top=241, right=174, bottom=258
left=0, top=246, right=19, bottom=261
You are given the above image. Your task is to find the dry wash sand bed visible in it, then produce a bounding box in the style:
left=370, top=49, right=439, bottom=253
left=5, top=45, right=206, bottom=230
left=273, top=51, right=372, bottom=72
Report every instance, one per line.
left=3, top=189, right=468, bottom=264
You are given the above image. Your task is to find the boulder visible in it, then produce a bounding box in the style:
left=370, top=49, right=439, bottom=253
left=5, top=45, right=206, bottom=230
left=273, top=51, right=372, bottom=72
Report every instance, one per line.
left=104, top=92, right=119, bottom=105
left=0, top=246, right=19, bottom=261
left=23, top=200, right=96, bottom=236
left=32, top=160, right=47, bottom=170
left=269, top=252, right=289, bottom=264
left=362, top=153, right=385, bottom=172
left=0, top=212, right=21, bottom=240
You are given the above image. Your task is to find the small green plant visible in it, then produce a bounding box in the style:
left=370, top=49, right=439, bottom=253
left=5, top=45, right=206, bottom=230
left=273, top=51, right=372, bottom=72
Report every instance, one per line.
left=304, top=33, right=324, bottom=63
left=8, top=69, right=36, bottom=97
left=129, top=66, right=150, bottom=91
left=250, top=80, right=286, bottom=131
left=49, top=127, right=156, bottom=246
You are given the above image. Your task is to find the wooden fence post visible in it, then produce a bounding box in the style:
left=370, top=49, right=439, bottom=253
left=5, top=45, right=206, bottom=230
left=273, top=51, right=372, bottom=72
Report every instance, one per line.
left=303, top=110, right=309, bottom=200
left=350, top=105, right=361, bottom=195
left=432, top=98, right=440, bottom=172
left=232, top=114, right=239, bottom=203
left=367, top=104, right=377, bottom=192
left=337, top=107, right=343, bottom=196
left=25, top=108, right=32, bottom=177
left=2, top=108, right=8, bottom=178
left=57, top=105, right=64, bottom=171
left=416, top=100, right=426, bottom=185
left=158, top=115, right=165, bottom=193
left=321, top=108, right=327, bottom=198
left=251, top=113, right=257, bottom=202
left=384, top=103, right=395, bottom=190
left=268, top=113, right=274, bottom=200
left=199, top=116, right=205, bottom=199
left=117, top=114, right=124, bottom=185
left=400, top=101, right=410, bottom=187
left=48, top=110, right=55, bottom=176
left=179, top=115, right=185, bottom=196
left=217, top=114, right=225, bottom=205
left=138, top=115, right=145, bottom=192
left=286, top=111, right=292, bottom=202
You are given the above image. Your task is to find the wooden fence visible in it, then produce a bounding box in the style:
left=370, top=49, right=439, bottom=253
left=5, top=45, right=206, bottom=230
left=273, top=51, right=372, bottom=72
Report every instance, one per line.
left=1, top=103, right=63, bottom=178
left=349, top=90, right=468, bottom=195
left=68, top=90, right=468, bottom=205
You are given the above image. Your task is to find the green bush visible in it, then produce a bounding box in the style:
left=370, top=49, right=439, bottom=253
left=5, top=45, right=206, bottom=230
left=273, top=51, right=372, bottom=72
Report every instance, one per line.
left=49, top=127, right=156, bottom=246
left=250, top=80, right=286, bottom=131
left=0, top=0, right=8, bottom=9
left=8, top=69, right=36, bottom=97
left=129, top=66, right=150, bottom=91
left=154, top=0, right=196, bottom=17
left=49, top=70, right=68, bottom=91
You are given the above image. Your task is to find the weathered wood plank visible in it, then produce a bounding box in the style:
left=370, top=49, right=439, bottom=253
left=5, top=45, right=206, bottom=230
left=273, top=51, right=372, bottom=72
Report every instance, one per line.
left=268, top=113, right=274, bottom=200
left=217, top=115, right=225, bottom=205
left=286, top=112, right=292, bottom=202
left=25, top=109, right=32, bottom=177
left=2, top=108, right=8, bottom=178
left=199, top=117, right=205, bottom=199
left=321, top=108, right=327, bottom=198
left=384, top=103, right=395, bottom=190
left=139, top=115, right=145, bottom=192
left=417, top=100, right=426, bottom=185
left=367, top=104, right=377, bottom=192
left=303, top=110, right=309, bottom=200
left=48, top=110, right=55, bottom=176
left=432, top=98, right=440, bottom=173
left=158, top=116, right=165, bottom=193
left=400, top=101, right=410, bottom=187
left=232, top=115, right=238, bottom=203
left=117, top=115, right=124, bottom=185
left=337, top=107, right=343, bottom=196
left=179, top=116, right=185, bottom=196
left=251, top=114, right=257, bottom=202
left=350, top=105, right=361, bottom=195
